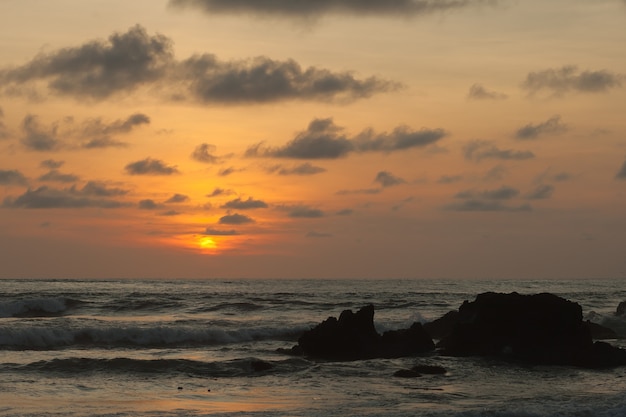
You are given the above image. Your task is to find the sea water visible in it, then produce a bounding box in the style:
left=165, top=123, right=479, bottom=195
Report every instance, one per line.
left=1, top=278, right=626, bottom=417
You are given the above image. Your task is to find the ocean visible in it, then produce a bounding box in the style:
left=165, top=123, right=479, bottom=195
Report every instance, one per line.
left=1, top=278, right=626, bottom=417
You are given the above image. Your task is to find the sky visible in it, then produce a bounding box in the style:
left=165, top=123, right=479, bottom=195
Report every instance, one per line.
left=0, top=0, right=625, bottom=279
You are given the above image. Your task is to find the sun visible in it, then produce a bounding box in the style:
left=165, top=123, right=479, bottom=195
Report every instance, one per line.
left=198, top=236, right=217, bottom=250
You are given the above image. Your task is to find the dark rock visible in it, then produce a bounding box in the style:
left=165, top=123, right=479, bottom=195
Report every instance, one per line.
left=585, top=320, right=618, bottom=340
left=393, top=369, right=422, bottom=378
left=423, top=310, right=459, bottom=340
left=411, top=364, right=447, bottom=375
left=616, top=301, right=626, bottom=317
left=439, top=292, right=626, bottom=368
left=250, top=360, right=273, bottom=372
left=295, top=305, right=435, bottom=360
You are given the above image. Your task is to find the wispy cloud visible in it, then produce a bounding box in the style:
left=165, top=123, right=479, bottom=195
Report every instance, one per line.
left=0, top=169, right=28, bottom=186
left=514, top=115, right=567, bottom=140
left=467, top=83, right=508, bottom=100
left=522, top=65, right=623, bottom=97
left=463, top=140, right=535, bottom=162
left=125, top=158, right=179, bottom=175
left=3, top=185, right=129, bottom=209
left=221, top=197, right=268, bottom=210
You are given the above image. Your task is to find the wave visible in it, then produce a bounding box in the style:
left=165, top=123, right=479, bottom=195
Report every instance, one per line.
left=9, top=356, right=312, bottom=378
left=0, top=297, right=82, bottom=318
left=0, top=323, right=308, bottom=350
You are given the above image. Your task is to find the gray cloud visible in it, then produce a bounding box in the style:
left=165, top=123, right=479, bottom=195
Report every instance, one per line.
left=40, top=159, right=64, bottom=169
left=125, top=158, right=179, bottom=175
left=218, top=212, right=255, bottom=224
left=0, top=169, right=28, bottom=186
left=616, top=159, right=626, bottom=180
left=285, top=205, right=325, bottom=218
left=165, top=193, right=189, bottom=203
left=218, top=166, right=243, bottom=176
left=455, top=185, right=520, bottom=200
left=207, top=187, right=234, bottom=197
left=160, top=210, right=181, bottom=216
left=515, top=115, right=567, bottom=140
left=522, top=65, right=623, bottom=96
left=374, top=171, right=406, bottom=187
left=0, top=106, right=8, bottom=139
left=3, top=185, right=128, bottom=209
left=467, top=83, right=508, bottom=100
left=463, top=140, right=535, bottom=162
left=205, top=227, right=240, bottom=236
left=139, top=199, right=163, bottom=210
left=336, top=208, right=354, bottom=216
left=0, top=25, right=173, bottom=100
left=438, top=174, right=463, bottom=184
left=80, top=113, right=150, bottom=148
left=443, top=199, right=532, bottom=212
left=306, top=231, right=333, bottom=238
left=38, top=169, right=80, bottom=183
left=0, top=26, right=397, bottom=105
left=192, top=143, right=222, bottom=163
left=336, top=188, right=381, bottom=195
left=221, top=197, right=268, bottom=210
left=80, top=181, right=129, bottom=197
left=247, top=118, right=446, bottom=159
left=270, top=162, right=327, bottom=176
left=21, top=114, right=62, bottom=151
left=168, top=0, right=493, bottom=18
left=525, top=184, right=554, bottom=200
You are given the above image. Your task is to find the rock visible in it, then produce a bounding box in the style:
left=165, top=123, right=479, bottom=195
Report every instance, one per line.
left=423, top=310, right=459, bottom=340
left=411, top=364, right=447, bottom=375
left=295, top=305, right=435, bottom=360
left=616, top=301, right=626, bottom=317
left=585, top=320, right=618, bottom=340
left=250, top=360, right=273, bottom=372
left=394, top=369, right=422, bottom=378
left=439, top=292, right=626, bottom=368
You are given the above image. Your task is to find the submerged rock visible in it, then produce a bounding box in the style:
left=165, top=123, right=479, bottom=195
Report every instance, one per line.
left=295, top=305, right=434, bottom=360
left=438, top=292, right=626, bottom=368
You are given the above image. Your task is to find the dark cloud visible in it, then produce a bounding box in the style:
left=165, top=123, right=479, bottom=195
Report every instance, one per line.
left=3, top=185, right=128, bottom=209
left=138, top=199, right=163, bottom=210
left=0, top=106, right=8, bottom=139
left=443, top=199, right=532, bottom=212
left=125, top=158, right=179, bottom=175
left=525, top=184, right=554, bottom=200
left=306, top=231, right=333, bottom=238
left=165, top=193, right=189, bottom=203
left=336, top=188, right=381, bottom=195
left=21, top=114, right=62, bottom=151
left=204, top=227, right=240, bottom=236
left=38, top=169, right=80, bottom=183
left=455, top=185, right=520, bottom=200
left=515, top=115, right=567, bottom=140
left=467, top=83, right=508, bottom=100
left=80, top=113, right=150, bottom=148
left=218, top=212, right=255, bottom=224
left=463, top=140, right=535, bottom=162
left=484, top=165, right=508, bottom=181
left=0, top=169, right=28, bottom=186
left=218, top=166, right=243, bottom=176
left=0, top=25, right=173, bottom=99
left=168, top=0, right=493, bottom=18
left=207, top=187, right=234, bottom=197
left=160, top=210, right=181, bottom=216
left=285, top=205, right=325, bottom=218
left=80, top=181, right=128, bottom=197
left=40, top=159, right=64, bottom=169
left=175, top=54, right=400, bottom=104
left=270, top=162, right=327, bottom=176
left=191, top=143, right=223, bottom=163
left=221, top=197, right=268, bottom=210
left=336, top=208, right=354, bottom=216
left=374, top=171, right=405, bottom=187
left=247, top=118, right=446, bottom=159
left=438, top=174, right=463, bottom=184
left=616, top=159, right=626, bottom=180
left=521, top=65, right=623, bottom=96
left=0, top=26, right=397, bottom=105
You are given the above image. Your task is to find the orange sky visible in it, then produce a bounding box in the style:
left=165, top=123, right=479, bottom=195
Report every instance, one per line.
left=1, top=0, right=625, bottom=279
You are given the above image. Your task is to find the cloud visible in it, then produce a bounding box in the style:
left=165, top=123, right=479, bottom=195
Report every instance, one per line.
left=616, top=159, right=626, bottom=180
left=21, top=114, right=62, bottom=151
left=40, top=159, right=64, bottom=169
left=467, top=83, right=508, bottom=100
left=438, top=175, right=463, bottom=184
left=168, top=0, right=493, bottom=19
left=270, top=162, right=327, bottom=176
left=221, top=197, right=268, bottom=209
left=204, top=227, right=240, bottom=236
left=218, top=212, right=255, bottom=224
left=0, top=106, right=9, bottom=139
left=38, top=169, right=80, bottom=183
left=160, top=210, right=181, bottom=216
left=284, top=205, right=325, bottom=218
left=521, top=65, right=623, bottom=97
left=218, top=166, right=243, bottom=176
left=207, top=187, right=234, bottom=197
left=125, top=158, right=179, bottom=175
left=0, top=26, right=398, bottom=105
left=525, top=184, right=554, bottom=200
left=515, top=115, right=567, bottom=140
left=192, top=143, right=222, bottom=163
left=0, top=25, right=173, bottom=100
left=0, top=169, right=28, bottom=186
left=443, top=199, right=532, bottom=212
left=3, top=185, right=128, bottom=209
left=336, top=188, right=381, bottom=195
left=165, top=193, right=189, bottom=203
left=336, top=208, right=354, bottom=216
left=80, top=113, right=150, bottom=148
left=80, top=181, right=129, bottom=197
left=138, top=199, right=163, bottom=210
left=454, top=185, right=520, bottom=200
left=247, top=118, right=447, bottom=159
left=374, top=171, right=406, bottom=187
left=463, top=140, right=535, bottom=162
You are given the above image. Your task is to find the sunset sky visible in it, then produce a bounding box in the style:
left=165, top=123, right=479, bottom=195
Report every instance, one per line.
left=1, top=0, right=625, bottom=279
